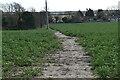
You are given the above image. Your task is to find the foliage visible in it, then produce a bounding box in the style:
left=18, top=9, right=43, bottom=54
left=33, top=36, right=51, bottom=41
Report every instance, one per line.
left=62, top=17, right=72, bottom=23
left=51, top=22, right=119, bottom=78
left=77, top=10, right=84, bottom=17
left=97, top=9, right=105, bottom=19
left=54, top=17, right=59, bottom=23
left=17, top=11, right=35, bottom=30
left=62, top=17, right=68, bottom=23
left=1, top=2, right=25, bottom=12
left=2, top=29, right=60, bottom=78
left=2, top=16, right=8, bottom=27
left=85, top=8, right=94, bottom=17
left=71, top=16, right=83, bottom=23
left=70, top=10, right=84, bottom=23
left=2, top=11, right=47, bottom=30
left=20, top=67, right=42, bottom=78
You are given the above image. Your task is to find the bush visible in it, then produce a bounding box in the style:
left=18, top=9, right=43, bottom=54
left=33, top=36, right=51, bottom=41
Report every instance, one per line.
left=17, top=12, right=35, bottom=30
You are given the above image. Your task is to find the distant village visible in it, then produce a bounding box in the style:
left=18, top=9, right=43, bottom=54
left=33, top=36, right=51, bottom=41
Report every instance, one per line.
left=49, top=9, right=119, bottom=23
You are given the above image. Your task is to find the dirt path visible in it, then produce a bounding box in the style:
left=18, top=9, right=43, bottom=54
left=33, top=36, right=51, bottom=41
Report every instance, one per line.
left=36, top=31, right=93, bottom=78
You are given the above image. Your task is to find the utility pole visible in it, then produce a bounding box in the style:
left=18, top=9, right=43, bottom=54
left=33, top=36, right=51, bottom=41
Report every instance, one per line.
left=45, top=0, right=49, bottom=29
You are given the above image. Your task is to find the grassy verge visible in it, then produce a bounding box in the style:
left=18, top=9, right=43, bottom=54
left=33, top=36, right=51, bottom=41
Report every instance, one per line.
left=2, top=29, right=60, bottom=78
left=51, top=22, right=119, bottom=78
left=0, top=31, right=2, bottom=79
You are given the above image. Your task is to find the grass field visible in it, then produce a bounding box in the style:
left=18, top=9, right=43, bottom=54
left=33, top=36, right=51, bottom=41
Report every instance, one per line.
left=2, top=22, right=119, bottom=78
left=51, top=22, right=119, bottom=78
left=0, top=31, right=2, bottom=78
left=2, top=29, right=60, bottom=78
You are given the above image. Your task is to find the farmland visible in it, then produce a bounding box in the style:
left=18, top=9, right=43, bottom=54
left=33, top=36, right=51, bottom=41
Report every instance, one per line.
left=2, top=22, right=119, bottom=78
left=2, top=29, right=60, bottom=78
left=51, top=22, right=119, bottom=78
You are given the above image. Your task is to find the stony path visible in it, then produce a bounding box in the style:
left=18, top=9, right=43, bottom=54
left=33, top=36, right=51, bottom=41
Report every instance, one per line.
left=36, top=31, right=93, bottom=78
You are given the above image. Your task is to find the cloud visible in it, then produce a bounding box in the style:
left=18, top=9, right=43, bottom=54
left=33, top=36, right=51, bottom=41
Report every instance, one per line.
left=0, top=0, right=119, bottom=11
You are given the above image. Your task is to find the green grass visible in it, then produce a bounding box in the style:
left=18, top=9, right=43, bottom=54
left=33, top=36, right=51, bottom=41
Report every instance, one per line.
left=0, top=31, right=2, bottom=78
left=2, top=29, right=60, bottom=78
left=51, top=22, right=119, bottom=78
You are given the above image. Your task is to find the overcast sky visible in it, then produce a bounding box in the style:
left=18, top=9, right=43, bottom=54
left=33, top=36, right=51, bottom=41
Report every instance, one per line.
left=0, top=0, right=119, bottom=11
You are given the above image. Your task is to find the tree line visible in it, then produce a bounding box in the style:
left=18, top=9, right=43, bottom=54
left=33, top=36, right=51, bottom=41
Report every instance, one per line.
left=1, top=2, right=120, bottom=30
left=1, top=2, right=46, bottom=30
left=53, top=9, right=120, bottom=23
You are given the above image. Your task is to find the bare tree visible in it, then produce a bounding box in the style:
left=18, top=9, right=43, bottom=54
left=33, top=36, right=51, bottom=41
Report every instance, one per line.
left=107, top=5, right=118, bottom=10
left=0, top=3, right=10, bottom=12
left=0, top=2, right=25, bottom=12
left=0, top=3, right=14, bottom=12
left=27, top=7, right=36, bottom=12
left=12, top=2, right=25, bottom=12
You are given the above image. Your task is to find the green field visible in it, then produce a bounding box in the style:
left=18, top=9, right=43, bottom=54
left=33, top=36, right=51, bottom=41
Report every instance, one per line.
left=2, top=29, right=60, bottom=78
left=51, top=22, right=119, bottom=78
left=0, top=31, right=2, bottom=78
left=2, top=22, right=119, bottom=78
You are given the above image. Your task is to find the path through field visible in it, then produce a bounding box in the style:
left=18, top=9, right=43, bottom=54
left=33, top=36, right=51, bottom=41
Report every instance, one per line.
left=36, top=31, right=93, bottom=78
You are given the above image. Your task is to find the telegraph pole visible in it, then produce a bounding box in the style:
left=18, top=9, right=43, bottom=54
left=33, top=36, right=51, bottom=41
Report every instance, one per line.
left=45, top=0, right=49, bottom=29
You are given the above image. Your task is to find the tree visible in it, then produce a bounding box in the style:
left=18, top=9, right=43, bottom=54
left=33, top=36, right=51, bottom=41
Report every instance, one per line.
left=0, top=3, right=12, bottom=12
left=71, top=10, right=83, bottom=23
left=1, top=2, right=25, bottom=12
left=62, top=17, right=72, bottom=23
left=48, top=13, right=54, bottom=23
left=12, top=2, right=25, bottom=12
left=98, top=9, right=103, bottom=13
left=27, top=7, right=36, bottom=12
left=39, top=11, right=47, bottom=28
left=62, top=17, right=68, bottom=23
left=17, top=11, right=35, bottom=30
left=55, top=17, right=59, bottom=23
left=97, top=9, right=104, bottom=19
left=2, top=16, right=9, bottom=29
left=77, top=10, right=83, bottom=17
left=85, top=8, right=94, bottom=17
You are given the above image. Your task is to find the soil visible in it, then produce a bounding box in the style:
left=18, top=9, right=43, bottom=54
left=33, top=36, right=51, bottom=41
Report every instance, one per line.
left=36, top=31, right=94, bottom=78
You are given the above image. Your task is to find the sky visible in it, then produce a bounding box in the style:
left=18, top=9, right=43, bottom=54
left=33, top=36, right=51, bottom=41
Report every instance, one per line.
left=0, top=0, right=120, bottom=12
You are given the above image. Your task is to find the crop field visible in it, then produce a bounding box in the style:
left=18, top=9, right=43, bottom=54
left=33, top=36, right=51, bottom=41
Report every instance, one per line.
left=2, top=29, right=60, bottom=78
left=51, top=22, right=119, bottom=78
